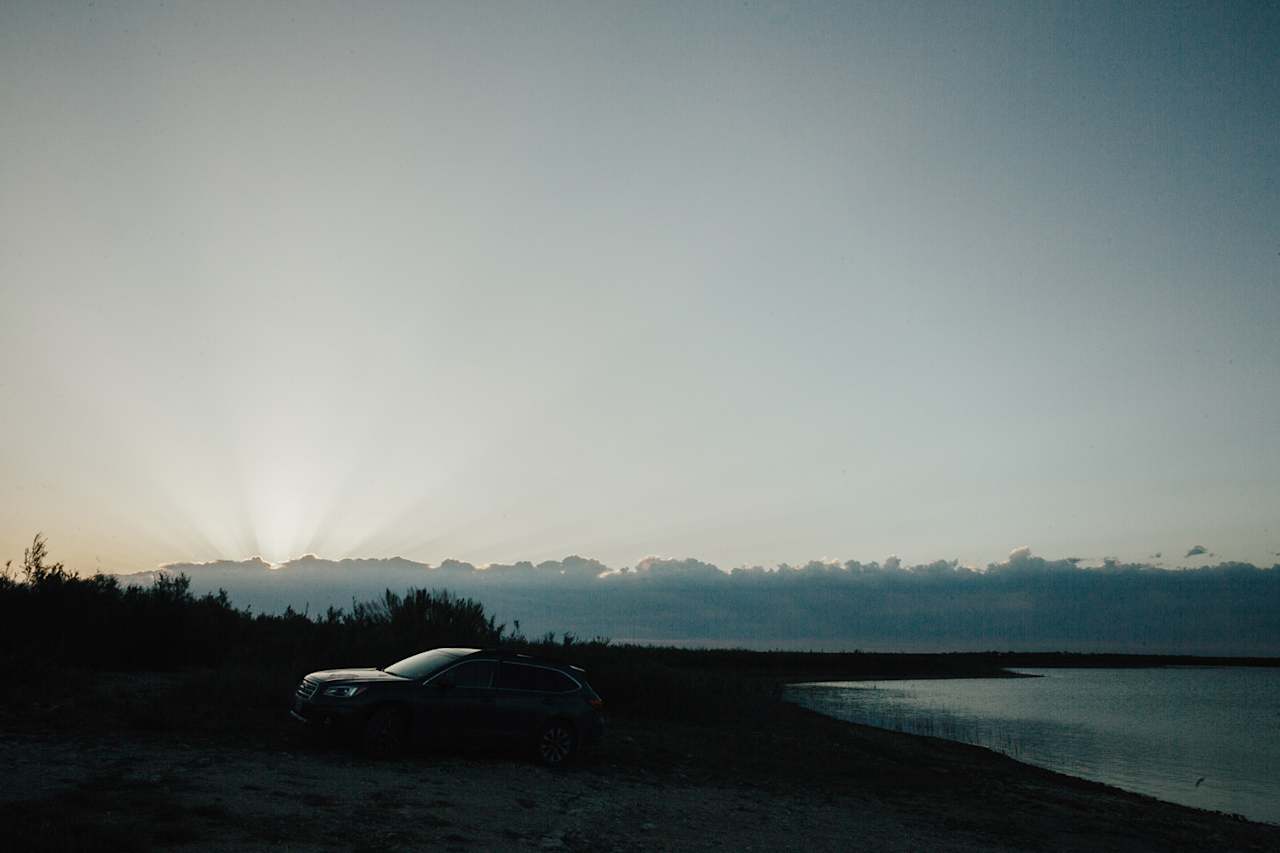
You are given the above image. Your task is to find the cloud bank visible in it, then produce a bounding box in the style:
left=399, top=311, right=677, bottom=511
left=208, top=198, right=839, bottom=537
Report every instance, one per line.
left=119, top=549, right=1280, bottom=656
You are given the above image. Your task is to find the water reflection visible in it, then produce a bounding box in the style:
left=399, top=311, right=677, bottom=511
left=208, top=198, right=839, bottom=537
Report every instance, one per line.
left=787, top=668, right=1280, bottom=826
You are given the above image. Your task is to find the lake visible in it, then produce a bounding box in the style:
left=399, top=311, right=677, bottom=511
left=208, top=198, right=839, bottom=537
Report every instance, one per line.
left=786, top=667, right=1280, bottom=825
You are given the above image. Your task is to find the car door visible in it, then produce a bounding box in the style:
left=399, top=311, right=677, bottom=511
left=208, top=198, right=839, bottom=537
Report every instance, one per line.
left=493, top=662, right=540, bottom=738
left=493, top=662, right=576, bottom=738
left=413, top=659, right=497, bottom=745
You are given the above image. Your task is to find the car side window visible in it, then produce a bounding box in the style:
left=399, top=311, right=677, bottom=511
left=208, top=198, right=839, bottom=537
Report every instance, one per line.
left=438, top=660, right=495, bottom=688
left=534, top=668, right=576, bottom=693
left=497, top=662, right=575, bottom=692
left=497, top=662, right=538, bottom=691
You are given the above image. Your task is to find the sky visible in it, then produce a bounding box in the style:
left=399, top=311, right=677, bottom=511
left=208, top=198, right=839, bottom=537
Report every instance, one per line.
left=2, top=1, right=1278, bottom=575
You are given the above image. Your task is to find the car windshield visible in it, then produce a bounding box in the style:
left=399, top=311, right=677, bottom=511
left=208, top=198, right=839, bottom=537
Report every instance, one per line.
left=384, top=649, right=465, bottom=680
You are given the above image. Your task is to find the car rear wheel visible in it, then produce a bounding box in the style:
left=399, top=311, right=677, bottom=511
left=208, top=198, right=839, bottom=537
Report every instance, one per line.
left=536, top=719, right=577, bottom=767
left=362, top=707, right=409, bottom=759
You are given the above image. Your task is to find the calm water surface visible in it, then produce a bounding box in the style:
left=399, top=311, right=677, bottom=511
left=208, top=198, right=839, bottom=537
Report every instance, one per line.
left=787, top=667, right=1280, bottom=825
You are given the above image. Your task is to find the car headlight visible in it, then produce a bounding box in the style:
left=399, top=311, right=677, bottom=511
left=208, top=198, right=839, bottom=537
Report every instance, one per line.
left=322, top=685, right=365, bottom=698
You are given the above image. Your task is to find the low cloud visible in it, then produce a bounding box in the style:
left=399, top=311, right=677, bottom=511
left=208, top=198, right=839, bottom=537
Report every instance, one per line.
left=1186, top=545, right=1208, bottom=558
left=123, top=548, right=1280, bottom=656
left=632, top=556, right=723, bottom=580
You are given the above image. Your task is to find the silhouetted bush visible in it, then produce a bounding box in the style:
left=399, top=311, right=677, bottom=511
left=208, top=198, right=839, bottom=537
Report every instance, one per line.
left=18, top=534, right=1233, bottom=732
left=1, top=536, right=775, bottom=724
left=0, top=535, right=501, bottom=678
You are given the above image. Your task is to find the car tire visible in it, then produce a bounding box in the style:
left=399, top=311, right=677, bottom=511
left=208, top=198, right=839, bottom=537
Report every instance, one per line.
left=535, top=719, right=577, bottom=767
left=362, top=706, right=409, bottom=759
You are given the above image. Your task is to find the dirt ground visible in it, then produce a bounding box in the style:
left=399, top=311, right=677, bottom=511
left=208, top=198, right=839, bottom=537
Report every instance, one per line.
left=2, top=703, right=1277, bottom=853
left=0, top=731, right=942, bottom=852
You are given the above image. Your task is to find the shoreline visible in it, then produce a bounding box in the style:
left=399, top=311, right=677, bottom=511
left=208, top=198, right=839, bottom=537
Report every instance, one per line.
left=786, top=668, right=1044, bottom=683
left=782, top=669, right=1278, bottom=829
left=763, top=701, right=1280, bottom=846
left=608, top=644, right=1280, bottom=668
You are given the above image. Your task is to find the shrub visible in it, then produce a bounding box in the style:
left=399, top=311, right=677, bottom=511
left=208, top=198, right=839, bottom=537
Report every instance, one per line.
left=1, top=535, right=784, bottom=727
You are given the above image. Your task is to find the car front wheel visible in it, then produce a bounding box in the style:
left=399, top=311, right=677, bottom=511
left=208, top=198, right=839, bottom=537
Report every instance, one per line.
left=536, top=719, right=577, bottom=767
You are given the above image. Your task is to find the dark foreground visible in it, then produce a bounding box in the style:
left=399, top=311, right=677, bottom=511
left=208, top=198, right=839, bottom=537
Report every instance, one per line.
left=2, top=669, right=1277, bottom=852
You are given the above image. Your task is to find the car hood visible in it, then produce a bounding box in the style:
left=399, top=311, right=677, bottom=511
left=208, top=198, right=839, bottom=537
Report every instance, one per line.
left=305, top=668, right=409, bottom=685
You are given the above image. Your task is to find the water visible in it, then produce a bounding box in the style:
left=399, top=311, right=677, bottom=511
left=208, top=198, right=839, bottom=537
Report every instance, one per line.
left=787, top=667, right=1280, bottom=825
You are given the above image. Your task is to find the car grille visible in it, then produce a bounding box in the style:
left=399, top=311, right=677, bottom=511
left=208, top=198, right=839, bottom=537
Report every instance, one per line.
left=296, top=678, right=318, bottom=700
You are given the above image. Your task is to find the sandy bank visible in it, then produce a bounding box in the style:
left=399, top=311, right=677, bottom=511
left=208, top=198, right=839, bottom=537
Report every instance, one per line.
left=2, top=695, right=1276, bottom=852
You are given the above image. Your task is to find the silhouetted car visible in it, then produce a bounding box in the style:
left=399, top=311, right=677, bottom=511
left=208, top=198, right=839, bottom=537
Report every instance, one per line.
left=290, top=647, right=605, bottom=765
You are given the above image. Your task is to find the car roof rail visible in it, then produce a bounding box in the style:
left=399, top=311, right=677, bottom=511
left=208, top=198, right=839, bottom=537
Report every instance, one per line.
left=477, top=647, right=536, bottom=660
left=477, top=647, right=581, bottom=670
